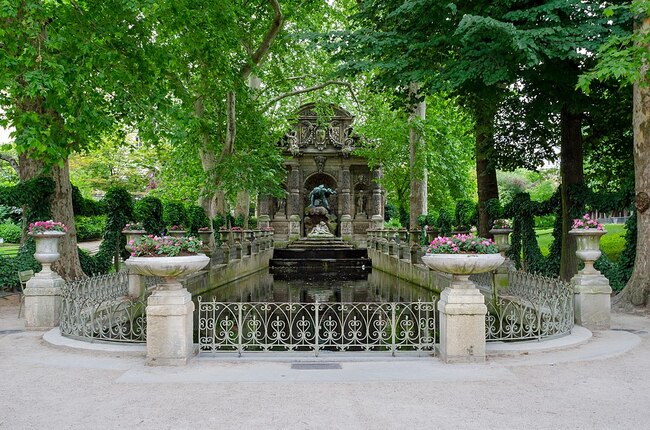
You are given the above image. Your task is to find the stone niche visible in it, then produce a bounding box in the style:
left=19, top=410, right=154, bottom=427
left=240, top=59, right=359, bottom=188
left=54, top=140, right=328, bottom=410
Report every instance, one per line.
left=259, top=103, right=384, bottom=246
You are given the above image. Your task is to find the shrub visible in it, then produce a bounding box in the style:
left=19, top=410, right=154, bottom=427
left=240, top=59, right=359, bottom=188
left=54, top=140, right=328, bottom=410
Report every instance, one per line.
left=71, top=184, right=104, bottom=216
left=454, top=199, right=476, bottom=229
left=78, top=247, right=112, bottom=276
left=0, top=241, right=40, bottom=290
left=75, top=215, right=106, bottom=241
left=435, top=210, right=453, bottom=237
left=186, top=205, right=210, bottom=234
left=134, top=196, right=165, bottom=235
left=0, top=222, right=21, bottom=243
left=0, top=205, right=22, bottom=224
left=213, top=213, right=227, bottom=230
left=163, top=201, right=188, bottom=229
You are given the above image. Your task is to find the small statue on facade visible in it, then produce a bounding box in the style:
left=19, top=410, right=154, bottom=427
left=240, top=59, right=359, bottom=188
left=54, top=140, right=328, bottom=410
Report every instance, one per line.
left=309, top=184, right=336, bottom=212
left=275, top=198, right=286, bottom=216
left=356, top=190, right=366, bottom=215
left=286, top=130, right=300, bottom=157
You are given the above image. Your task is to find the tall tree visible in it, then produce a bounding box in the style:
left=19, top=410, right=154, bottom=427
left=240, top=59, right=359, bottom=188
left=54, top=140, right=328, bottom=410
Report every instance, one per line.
left=580, top=1, right=650, bottom=308
left=1, top=1, right=163, bottom=279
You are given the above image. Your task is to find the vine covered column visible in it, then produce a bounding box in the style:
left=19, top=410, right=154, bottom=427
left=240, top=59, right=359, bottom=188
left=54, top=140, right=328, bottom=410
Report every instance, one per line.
left=340, top=166, right=352, bottom=240
left=287, top=162, right=301, bottom=241
left=371, top=166, right=384, bottom=229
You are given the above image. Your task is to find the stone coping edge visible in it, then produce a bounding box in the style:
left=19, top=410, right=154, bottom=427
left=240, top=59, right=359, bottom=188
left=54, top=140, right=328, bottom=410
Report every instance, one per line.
left=486, top=325, right=592, bottom=355
left=43, top=328, right=146, bottom=356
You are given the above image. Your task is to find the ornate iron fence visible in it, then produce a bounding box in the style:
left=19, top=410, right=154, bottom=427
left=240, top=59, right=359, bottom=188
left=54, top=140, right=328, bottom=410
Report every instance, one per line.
left=198, top=299, right=436, bottom=356
left=59, top=272, right=147, bottom=343
left=485, top=271, right=574, bottom=341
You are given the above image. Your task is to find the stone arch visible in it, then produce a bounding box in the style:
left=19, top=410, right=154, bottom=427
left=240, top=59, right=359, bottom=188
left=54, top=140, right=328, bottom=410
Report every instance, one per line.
left=303, top=172, right=338, bottom=236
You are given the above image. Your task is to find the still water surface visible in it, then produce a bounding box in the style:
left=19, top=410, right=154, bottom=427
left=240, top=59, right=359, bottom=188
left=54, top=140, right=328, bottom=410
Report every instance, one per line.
left=197, top=269, right=438, bottom=303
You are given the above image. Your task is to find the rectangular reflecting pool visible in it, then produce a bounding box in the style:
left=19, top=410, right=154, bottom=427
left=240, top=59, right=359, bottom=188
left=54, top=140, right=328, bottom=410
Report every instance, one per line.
left=196, top=268, right=439, bottom=304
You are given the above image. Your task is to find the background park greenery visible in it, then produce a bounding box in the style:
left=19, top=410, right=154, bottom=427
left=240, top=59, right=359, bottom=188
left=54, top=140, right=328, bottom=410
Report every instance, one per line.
left=1, top=0, right=649, bottom=308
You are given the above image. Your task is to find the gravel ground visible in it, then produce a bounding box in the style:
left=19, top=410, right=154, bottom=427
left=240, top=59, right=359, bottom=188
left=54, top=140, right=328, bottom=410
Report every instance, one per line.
left=1, top=293, right=649, bottom=430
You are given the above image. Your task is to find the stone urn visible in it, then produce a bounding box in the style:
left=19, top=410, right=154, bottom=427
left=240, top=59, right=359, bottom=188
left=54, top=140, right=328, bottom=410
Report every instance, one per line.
left=569, top=228, right=612, bottom=330
left=421, top=253, right=505, bottom=278
left=570, top=228, right=607, bottom=275
left=421, top=252, right=504, bottom=364
left=25, top=230, right=67, bottom=329
left=168, top=229, right=186, bottom=238
left=125, top=254, right=209, bottom=366
left=489, top=228, right=513, bottom=257
left=30, top=231, right=66, bottom=277
left=122, top=229, right=147, bottom=253
left=425, top=228, right=439, bottom=244
left=198, top=230, right=214, bottom=247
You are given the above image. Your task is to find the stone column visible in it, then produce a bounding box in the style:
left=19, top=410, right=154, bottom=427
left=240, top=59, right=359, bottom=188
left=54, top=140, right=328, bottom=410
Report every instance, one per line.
left=371, top=167, right=383, bottom=220
left=287, top=163, right=301, bottom=241
left=257, top=195, right=271, bottom=228
left=437, top=276, right=487, bottom=363
left=340, top=166, right=352, bottom=241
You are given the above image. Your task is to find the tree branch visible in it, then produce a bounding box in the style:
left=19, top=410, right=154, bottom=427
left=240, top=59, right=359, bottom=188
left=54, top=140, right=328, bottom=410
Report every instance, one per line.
left=265, top=80, right=361, bottom=109
left=0, top=153, right=19, bottom=175
left=240, top=0, right=284, bottom=79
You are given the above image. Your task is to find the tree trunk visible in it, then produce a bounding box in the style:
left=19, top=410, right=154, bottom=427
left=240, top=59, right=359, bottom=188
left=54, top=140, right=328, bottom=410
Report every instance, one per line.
left=559, top=105, right=584, bottom=281
left=409, top=83, right=427, bottom=230
left=235, top=190, right=251, bottom=228
left=615, top=26, right=650, bottom=308
left=18, top=154, right=83, bottom=280
left=475, top=106, right=499, bottom=237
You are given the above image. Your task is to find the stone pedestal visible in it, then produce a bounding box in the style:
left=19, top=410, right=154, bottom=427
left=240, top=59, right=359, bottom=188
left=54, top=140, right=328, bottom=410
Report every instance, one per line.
left=572, top=274, right=612, bottom=330
left=24, top=274, right=64, bottom=330
left=25, top=230, right=66, bottom=330
left=128, top=272, right=144, bottom=297
left=570, top=228, right=611, bottom=330
left=437, top=277, right=487, bottom=363
left=371, top=214, right=384, bottom=230
left=258, top=214, right=271, bottom=229
left=341, top=214, right=353, bottom=241
left=146, top=287, right=194, bottom=366
left=289, top=214, right=301, bottom=241
left=125, top=254, right=209, bottom=366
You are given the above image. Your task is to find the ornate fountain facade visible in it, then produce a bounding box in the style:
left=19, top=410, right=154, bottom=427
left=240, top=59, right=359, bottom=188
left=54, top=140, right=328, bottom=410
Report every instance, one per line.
left=257, top=103, right=384, bottom=245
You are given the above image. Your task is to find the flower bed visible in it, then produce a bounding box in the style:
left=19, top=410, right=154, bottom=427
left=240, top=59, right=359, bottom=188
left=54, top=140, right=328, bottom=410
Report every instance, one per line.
left=29, top=220, right=68, bottom=234
left=426, top=234, right=498, bottom=255
left=130, top=235, right=202, bottom=257
left=572, top=214, right=604, bottom=230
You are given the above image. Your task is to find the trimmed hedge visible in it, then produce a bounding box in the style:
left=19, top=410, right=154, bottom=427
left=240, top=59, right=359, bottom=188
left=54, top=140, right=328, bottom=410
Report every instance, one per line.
left=0, top=222, right=21, bottom=243
left=134, top=196, right=165, bottom=235
left=75, top=215, right=106, bottom=241
left=186, top=205, right=210, bottom=234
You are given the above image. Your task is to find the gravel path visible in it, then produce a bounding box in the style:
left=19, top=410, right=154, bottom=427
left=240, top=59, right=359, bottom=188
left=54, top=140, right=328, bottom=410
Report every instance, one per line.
left=1, top=294, right=649, bottom=430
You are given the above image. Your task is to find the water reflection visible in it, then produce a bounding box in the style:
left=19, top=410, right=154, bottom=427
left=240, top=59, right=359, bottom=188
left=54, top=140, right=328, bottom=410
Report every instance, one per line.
left=198, top=269, right=438, bottom=303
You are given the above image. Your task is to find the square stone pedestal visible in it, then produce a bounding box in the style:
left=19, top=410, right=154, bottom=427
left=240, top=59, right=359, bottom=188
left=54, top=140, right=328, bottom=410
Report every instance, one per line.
left=571, top=273, right=612, bottom=330
left=24, top=273, right=64, bottom=330
left=146, top=288, right=195, bottom=366
left=437, top=287, right=487, bottom=363
left=289, top=215, right=301, bottom=241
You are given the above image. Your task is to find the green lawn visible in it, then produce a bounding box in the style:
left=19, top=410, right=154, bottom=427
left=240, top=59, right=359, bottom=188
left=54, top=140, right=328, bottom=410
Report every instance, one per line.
left=0, top=243, right=19, bottom=258
left=536, top=224, right=627, bottom=261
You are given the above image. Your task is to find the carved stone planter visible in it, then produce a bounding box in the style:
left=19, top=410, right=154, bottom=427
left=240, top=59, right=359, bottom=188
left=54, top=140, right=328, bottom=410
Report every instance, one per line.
left=421, top=253, right=504, bottom=363
left=489, top=228, right=512, bottom=257
left=168, top=230, right=186, bottom=238
left=122, top=229, right=147, bottom=253
left=24, top=231, right=66, bottom=329
left=125, top=254, right=209, bottom=366
left=569, top=228, right=611, bottom=330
